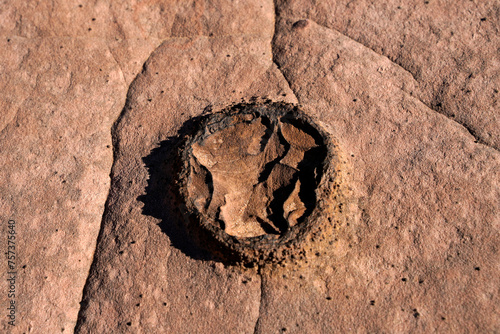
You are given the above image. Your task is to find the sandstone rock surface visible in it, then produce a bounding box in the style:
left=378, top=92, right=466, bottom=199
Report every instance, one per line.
left=0, top=1, right=498, bottom=333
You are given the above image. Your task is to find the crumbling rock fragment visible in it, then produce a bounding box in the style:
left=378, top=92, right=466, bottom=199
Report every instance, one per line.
left=177, top=102, right=343, bottom=265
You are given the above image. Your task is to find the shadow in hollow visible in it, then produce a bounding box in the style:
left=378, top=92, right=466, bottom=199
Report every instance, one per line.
left=138, top=115, right=214, bottom=262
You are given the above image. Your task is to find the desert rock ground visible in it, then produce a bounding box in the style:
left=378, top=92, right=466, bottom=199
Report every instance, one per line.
left=0, top=1, right=498, bottom=333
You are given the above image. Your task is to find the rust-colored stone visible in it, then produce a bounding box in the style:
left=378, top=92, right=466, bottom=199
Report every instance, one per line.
left=178, top=102, right=343, bottom=265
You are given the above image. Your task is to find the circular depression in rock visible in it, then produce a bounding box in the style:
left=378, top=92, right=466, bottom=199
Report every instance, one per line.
left=178, top=102, right=341, bottom=265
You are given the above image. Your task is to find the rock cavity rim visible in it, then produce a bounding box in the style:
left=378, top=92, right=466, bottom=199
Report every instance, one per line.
left=178, top=102, right=342, bottom=265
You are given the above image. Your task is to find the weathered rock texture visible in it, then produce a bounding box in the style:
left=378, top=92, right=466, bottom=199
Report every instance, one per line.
left=0, top=0, right=498, bottom=333
left=178, top=103, right=343, bottom=265
left=275, top=0, right=500, bottom=150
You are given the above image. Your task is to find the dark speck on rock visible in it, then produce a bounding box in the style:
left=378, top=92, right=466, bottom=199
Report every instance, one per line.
left=293, top=20, right=309, bottom=30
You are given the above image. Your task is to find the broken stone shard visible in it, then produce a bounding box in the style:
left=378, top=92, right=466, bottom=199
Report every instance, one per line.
left=178, top=102, right=343, bottom=265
